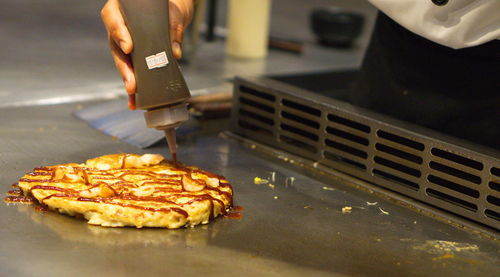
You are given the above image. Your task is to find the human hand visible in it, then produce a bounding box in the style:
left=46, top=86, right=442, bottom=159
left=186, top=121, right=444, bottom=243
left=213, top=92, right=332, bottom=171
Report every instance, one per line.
left=101, top=0, right=194, bottom=109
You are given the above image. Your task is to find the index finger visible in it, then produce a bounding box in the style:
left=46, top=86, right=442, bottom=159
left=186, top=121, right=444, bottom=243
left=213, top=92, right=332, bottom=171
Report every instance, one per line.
left=101, top=0, right=133, bottom=54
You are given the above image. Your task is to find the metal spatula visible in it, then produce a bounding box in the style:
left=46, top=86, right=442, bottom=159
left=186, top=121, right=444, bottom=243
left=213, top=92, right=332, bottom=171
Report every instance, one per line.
left=74, top=99, right=164, bottom=148
left=73, top=86, right=232, bottom=148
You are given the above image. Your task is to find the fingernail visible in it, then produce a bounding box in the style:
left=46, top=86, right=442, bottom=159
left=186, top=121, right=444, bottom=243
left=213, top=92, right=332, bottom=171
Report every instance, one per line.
left=128, top=94, right=136, bottom=110
left=119, top=41, right=127, bottom=53
left=172, top=42, right=182, bottom=59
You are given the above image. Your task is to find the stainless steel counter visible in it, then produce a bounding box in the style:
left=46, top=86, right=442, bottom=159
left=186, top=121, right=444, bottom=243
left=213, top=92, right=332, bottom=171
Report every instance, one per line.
left=0, top=102, right=498, bottom=277
left=1, top=2, right=498, bottom=275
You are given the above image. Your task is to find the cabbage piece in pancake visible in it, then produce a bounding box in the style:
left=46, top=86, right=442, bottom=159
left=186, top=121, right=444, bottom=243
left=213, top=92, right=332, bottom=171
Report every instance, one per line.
left=17, top=154, right=233, bottom=228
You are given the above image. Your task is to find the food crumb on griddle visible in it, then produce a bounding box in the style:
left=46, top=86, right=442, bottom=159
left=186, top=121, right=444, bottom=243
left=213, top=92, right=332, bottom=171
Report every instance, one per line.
left=379, top=207, right=390, bottom=215
left=254, top=177, right=268, bottom=185
left=285, top=177, right=295, bottom=186
left=269, top=172, right=276, bottom=182
left=342, top=206, right=352, bottom=214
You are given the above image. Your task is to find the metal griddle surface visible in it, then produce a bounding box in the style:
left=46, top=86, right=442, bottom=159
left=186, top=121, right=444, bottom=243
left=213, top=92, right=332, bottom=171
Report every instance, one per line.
left=0, top=102, right=498, bottom=277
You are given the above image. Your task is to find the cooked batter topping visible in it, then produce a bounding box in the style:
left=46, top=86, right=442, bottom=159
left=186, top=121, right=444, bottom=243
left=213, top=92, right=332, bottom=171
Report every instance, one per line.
left=14, top=154, right=233, bottom=228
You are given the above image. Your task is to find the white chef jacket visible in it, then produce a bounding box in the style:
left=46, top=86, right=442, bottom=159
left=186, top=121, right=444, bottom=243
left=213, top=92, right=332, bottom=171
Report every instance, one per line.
left=368, top=0, right=500, bottom=49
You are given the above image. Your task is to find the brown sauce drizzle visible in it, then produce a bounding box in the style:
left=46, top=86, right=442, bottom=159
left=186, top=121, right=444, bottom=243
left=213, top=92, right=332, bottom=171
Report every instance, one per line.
left=205, top=186, right=232, bottom=199
left=10, top=160, right=233, bottom=222
left=19, top=178, right=57, bottom=183
left=224, top=212, right=243, bottom=219
left=79, top=169, right=91, bottom=186
left=33, top=167, right=52, bottom=171
left=112, top=182, right=140, bottom=188
left=121, top=155, right=127, bottom=169
left=190, top=169, right=225, bottom=180
left=185, top=195, right=226, bottom=208
left=7, top=189, right=23, bottom=196
left=42, top=193, right=72, bottom=202
left=28, top=172, right=52, bottom=176
left=232, top=206, right=244, bottom=211
left=141, top=180, right=180, bottom=186
left=153, top=188, right=182, bottom=193
left=76, top=197, right=188, bottom=217
left=118, top=171, right=160, bottom=179
left=4, top=195, right=35, bottom=204
left=115, top=194, right=178, bottom=205
left=35, top=205, right=48, bottom=212
left=30, top=185, right=76, bottom=194
left=4, top=187, right=34, bottom=204
left=92, top=176, right=116, bottom=180
left=224, top=205, right=244, bottom=219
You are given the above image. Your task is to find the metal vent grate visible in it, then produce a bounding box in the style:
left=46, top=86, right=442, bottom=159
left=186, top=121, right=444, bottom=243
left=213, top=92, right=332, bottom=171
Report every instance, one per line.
left=230, top=77, right=500, bottom=230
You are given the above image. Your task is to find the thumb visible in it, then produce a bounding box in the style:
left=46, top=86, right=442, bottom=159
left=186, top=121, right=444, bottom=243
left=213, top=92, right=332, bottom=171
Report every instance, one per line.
left=169, top=0, right=189, bottom=60
left=170, top=24, right=185, bottom=60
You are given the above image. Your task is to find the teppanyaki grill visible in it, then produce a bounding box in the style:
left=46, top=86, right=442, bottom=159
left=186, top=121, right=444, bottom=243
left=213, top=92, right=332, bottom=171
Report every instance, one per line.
left=230, top=72, right=500, bottom=232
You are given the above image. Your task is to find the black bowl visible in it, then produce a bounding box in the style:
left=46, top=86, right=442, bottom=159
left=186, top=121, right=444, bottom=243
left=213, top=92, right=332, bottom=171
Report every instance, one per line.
left=310, top=7, right=365, bottom=47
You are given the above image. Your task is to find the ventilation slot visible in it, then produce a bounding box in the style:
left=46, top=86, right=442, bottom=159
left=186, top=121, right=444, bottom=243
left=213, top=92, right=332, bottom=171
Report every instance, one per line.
left=492, top=167, right=500, bottom=177
left=431, top=148, right=483, bottom=171
left=280, top=124, right=318, bottom=141
left=238, top=120, right=273, bottom=137
left=377, top=130, right=424, bottom=151
left=485, top=209, right=500, bottom=221
left=327, top=114, right=370, bottom=133
left=427, top=175, right=479, bottom=198
left=326, top=127, right=369, bottom=146
left=281, top=111, right=320, bottom=129
left=240, top=86, right=276, bottom=101
left=282, top=99, right=321, bottom=117
left=429, top=162, right=481, bottom=185
left=374, top=156, right=421, bottom=177
left=426, top=188, right=477, bottom=212
left=375, top=143, right=422, bottom=164
left=489, top=181, right=500, bottom=192
left=280, top=135, right=316, bottom=153
left=324, top=151, right=366, bottom=170
left=325, top=139, right=367, bottom=159
left=373, top=169, right=419, bottom=190
left=239, top=97, right=275, bottom=114
left=487, top=195, right=500, bottom=207
left=239, top=109, right=274, bottom=126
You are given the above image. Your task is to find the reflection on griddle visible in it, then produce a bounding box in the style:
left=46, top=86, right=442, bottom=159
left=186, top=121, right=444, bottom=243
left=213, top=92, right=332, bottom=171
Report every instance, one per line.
left=14, top=204, right=221, bottom=247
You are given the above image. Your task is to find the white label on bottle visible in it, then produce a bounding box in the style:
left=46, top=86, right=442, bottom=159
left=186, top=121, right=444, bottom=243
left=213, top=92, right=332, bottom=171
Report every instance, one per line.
left=145, top=51, right=169, bottom=70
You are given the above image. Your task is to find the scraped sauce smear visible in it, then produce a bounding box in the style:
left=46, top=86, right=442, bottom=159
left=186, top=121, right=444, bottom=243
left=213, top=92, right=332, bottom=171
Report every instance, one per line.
left=4, top=183, right=49, bottom=210
left=224, top=205, right=244, bottom=219
left=4, top=184, right=34, bottom=204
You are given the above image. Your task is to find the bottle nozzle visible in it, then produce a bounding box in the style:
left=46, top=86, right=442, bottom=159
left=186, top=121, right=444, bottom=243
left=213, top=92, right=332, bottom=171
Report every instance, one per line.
left=164, top=128, right=177, bottom=163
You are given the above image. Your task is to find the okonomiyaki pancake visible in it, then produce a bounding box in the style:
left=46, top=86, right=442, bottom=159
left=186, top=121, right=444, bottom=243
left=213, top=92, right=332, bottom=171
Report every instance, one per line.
left=17, top=154, right=233, bottom=228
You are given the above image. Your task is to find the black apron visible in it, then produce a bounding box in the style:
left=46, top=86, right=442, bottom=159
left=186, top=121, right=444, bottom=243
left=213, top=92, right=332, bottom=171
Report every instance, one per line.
left=351, top=12, right=500, bottom=150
